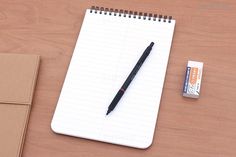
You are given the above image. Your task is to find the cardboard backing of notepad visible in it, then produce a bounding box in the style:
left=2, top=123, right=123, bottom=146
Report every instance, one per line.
left=0, top=53, right=40, bottom=157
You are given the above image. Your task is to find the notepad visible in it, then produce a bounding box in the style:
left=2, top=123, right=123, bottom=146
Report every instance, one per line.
left=51, top=6, right=175, bottom=149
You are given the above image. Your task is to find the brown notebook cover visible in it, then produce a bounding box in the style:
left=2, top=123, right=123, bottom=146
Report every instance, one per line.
left=0, top=53, right=40, bottom=157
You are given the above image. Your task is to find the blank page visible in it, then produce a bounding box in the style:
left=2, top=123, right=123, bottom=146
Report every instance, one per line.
left=51, top=8, right=175, bottom=149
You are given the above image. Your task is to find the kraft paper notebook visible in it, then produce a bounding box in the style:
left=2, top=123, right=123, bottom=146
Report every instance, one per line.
left=0, top=54, right=40, bottom=157
left=51, top=6, right=175, bottom=148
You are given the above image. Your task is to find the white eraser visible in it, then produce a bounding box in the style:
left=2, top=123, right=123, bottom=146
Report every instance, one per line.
left=183, top=61, right=203, bottom=98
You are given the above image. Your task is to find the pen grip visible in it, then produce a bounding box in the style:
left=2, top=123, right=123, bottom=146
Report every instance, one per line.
left=109, top=89, right=125, bottom=110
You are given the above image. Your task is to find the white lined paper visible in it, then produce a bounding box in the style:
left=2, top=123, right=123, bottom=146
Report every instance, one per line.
left=51, top=9, right=175, bottom=148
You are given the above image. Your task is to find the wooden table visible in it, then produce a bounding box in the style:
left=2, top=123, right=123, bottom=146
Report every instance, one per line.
left=1, top=0, right=236, bottom=156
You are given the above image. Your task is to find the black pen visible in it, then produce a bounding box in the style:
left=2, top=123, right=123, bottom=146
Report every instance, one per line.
left=106, top=42, right=154, bottom=115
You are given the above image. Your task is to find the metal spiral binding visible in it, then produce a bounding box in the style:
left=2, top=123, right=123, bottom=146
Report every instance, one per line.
left=90, top=6, right=172, bottom=23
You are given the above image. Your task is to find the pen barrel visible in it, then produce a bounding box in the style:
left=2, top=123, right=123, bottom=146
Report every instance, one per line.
left=108, top=89, right=125, bottom=111
left=121, top=44, right=152, bottom=89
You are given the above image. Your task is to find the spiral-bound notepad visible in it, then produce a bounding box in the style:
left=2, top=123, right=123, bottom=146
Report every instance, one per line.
left=51, top=6, right=175, bottom=149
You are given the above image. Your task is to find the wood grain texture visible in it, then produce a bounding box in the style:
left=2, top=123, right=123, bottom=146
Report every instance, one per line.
left=0, top=0, right=236, bottom=156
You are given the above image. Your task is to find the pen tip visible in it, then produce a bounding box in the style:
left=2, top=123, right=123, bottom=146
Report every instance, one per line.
left=106, top=110, right=111, bottom=116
